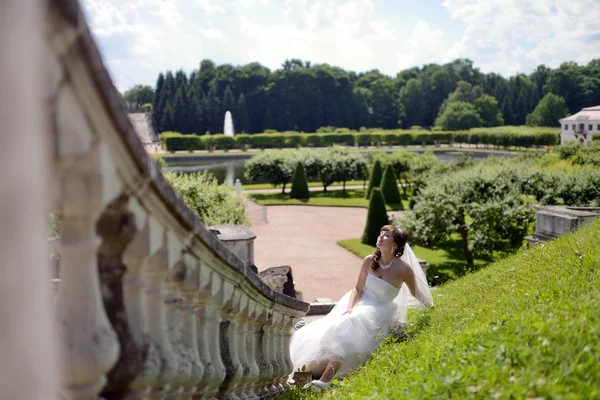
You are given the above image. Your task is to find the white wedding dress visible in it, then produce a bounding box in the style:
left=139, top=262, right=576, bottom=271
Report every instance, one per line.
left=290, top=244, right=433, bottom=377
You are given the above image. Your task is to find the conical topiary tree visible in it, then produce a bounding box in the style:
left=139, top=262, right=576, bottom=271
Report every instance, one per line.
left=290, top=161, right=310, bottom=199
left=365, top=159, right=384, bottom=199
left=361, top=188, right=390, bottom=246
left=380, top=164, right=402, bottom=208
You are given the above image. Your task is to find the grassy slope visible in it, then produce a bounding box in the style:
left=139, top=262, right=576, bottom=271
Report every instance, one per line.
left=285, top=218, right=600, bottom=400
left=338, top=234, right=495, bottom=285
left=248, top=189, right=410, bottom=211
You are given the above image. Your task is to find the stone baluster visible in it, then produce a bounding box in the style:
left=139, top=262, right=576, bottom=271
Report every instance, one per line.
left=233, top=293, right=251, bottom=399
left=122, top=202, right=161, bottom=400
left=219, top=283, right=243, bottom=400
left=192, top=261, right=216, bottom=399
left=242, top=299, right=259, bottom=400
left=96, top=193, right=145, bottom=399
left=204, top=272, right=228, bottom=399
left=54, top=139, right=121, bottom=399
left=144, top=222, right=179, bottom=399
left=263, top=311, right=283, bottom=398
left=164, top=254, right=192, bottom=398
left=269, top=311, right=285, bottom=397
left=179, top=253, right=204, bottom=399
left=253, top=305, right=271, bottom=399
left=279, top=315, right=295, bottom=390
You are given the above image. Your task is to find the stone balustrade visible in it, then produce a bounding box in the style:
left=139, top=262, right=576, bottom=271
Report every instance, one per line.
left=12, top=1, right=311, bottom=399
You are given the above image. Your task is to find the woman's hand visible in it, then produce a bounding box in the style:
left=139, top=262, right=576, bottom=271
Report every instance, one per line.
left=342, top=308, right=353, bottom=315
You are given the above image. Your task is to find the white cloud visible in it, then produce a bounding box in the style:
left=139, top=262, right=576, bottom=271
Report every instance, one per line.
left=396, top=21, right=445, bottom=71
left=238, top=0, right=395, bottom=73
left=193, top=0, right=226, bottom=15
left=442, top=0, right=600, bottom=75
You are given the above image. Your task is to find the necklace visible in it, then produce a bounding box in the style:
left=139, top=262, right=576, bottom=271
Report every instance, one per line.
left=379, top=258, right=394, bottom=269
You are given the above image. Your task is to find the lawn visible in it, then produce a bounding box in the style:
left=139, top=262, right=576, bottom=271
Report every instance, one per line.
left=337, top=234, right=499, bottom=286
left=247, top=189, right=410, bottom=211
left=239, top=181, right=369, bottom=191
left=283, top=218, right=600, bottom=400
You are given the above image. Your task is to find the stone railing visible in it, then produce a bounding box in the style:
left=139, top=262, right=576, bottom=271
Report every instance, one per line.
left=0, top=1, right=310, bottom=399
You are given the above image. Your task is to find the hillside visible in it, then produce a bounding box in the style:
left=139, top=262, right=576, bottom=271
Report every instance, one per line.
left=285, top=218, right=600, bottom=399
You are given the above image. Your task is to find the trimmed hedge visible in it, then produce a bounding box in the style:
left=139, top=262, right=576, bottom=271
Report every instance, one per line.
left=290, top=162, right=310, bottom=199
left=365, top=159, right=384, bottom=199
left=380, top=164, right=402, bottom=207
left=160, top=127, right=559, bottom=152
left=361, top=188, right=389, bottom=246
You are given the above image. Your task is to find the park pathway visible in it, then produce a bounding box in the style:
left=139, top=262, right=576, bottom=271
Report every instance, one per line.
left=248, top=204, right=368, bottom=303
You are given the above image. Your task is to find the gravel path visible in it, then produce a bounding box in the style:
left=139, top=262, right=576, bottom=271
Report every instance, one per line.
left=248, top=204, right=368, bottom=303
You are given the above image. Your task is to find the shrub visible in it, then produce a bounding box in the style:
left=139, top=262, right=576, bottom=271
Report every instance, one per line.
left=211, top=134, right=234, bottom=150
left=289, top=162, right=310, bottom=199
left=164, top=171, right=248, bottom=226
left=361, top=188, right=389, bottom=246
left=365, top=159, right=384, bottom=199
left=244, top=151, right=296, bottom=193
left=162, top=132, right=203, bottom=151
left=380, top=164, right=402, bottom=207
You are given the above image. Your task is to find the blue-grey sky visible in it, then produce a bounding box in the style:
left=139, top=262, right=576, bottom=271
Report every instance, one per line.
left=82, top=0, right=600, bottom=92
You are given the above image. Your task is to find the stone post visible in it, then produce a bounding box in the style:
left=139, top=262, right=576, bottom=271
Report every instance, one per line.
left=179, top=254, right=204, bottom=399
left=253, top=305, right=271, bottom=399
left=54, top=143, right=120, bottom=400
left=192, top=261, right=217, bottom=399
left=219, top=283, right=243, bottom=400
left=280, top=315, right=295, bottom=390
left=0, top=0, right=58, bottom=397
left=165, top=257, right=192, bottom=397
left=269, top=311, right=285, bottom=397
left=242, top=299, right=260, bottom=400
left=233, top=293, right=251, bottom=399
left=204, top=273, right=228, bottom=399
left=143, top=223, right=178, bottom=398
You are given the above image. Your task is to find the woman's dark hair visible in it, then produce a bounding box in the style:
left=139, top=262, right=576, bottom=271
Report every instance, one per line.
left=370, top=225, right=408, bottom=271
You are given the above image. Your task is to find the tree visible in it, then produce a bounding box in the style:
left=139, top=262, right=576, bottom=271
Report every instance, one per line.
left=380, top=164, right=402, bottom=207
left=365, top=159, right=384, bottom=199
left=290, top=161, right=310, bottom=199
left=235, top=93, right=251, bottom=133
left=435, top=101, right=482, bottom=130
left=221, top=85, right=236, bottom=120
left=474, top=94, right=504, bottom=127
left=526, top=93, right=569, bottom=127
left=361, top=189, right=390, bottom=246
left=244, top=151, right=295, bottom=193
left=263, top=103, right=275, bottom=131
left=124, top=84, right=154, bottom=108
left=399, top=79, right=427, bottom=128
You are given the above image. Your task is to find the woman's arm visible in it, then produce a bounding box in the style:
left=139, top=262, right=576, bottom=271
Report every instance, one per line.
left=343, top=256, right=370, bottom=314
left=402, top=265, right=434, bottom=308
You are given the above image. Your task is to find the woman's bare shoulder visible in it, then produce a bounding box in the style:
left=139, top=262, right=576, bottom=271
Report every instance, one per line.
left=396, top=258, right=413, bottom=273
left=363, top=254, right=374, bottom=263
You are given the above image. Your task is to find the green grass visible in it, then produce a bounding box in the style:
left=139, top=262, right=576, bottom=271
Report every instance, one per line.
left=284, top=218, right=600, bottom=400
left=248, top=189, right=410, bottom=211
left=337, top=234, right=497, bottom=285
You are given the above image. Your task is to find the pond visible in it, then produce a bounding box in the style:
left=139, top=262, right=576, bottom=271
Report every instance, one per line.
left=162, top=149, right=511, bottom=186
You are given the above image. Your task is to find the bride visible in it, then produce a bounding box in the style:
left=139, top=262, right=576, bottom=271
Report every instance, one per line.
left=290, top=225, right=434, bottom=389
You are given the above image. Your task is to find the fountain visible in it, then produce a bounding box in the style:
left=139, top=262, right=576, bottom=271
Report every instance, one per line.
left=224, top=111, right=235, bottom=137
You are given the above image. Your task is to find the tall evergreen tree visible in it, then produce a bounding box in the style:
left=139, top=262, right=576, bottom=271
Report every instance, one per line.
left=365, top=159, right=384, bottom=199
left=380, top=165, right=402, bottom=207
left=263, top=103, right=275, bottom=131
left=203, top=86, right=220, bottom=134
left=361, top=189, right=390, bottom=246
left=235, top=93, right=251, bottom=134
left=290, top=162, right=310, bottom=199
left=153, top=73, right=165, bottom=112
left=220, top=85, right=236, bottom=124
left=172, top=87, right=194, bottom=133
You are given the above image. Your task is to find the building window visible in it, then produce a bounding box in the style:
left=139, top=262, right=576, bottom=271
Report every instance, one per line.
left=598, top=124, right=600, bottom=130
left=589, top=124, right=593, bottom=131
left=564, top=124, right=568, bottom=130
left=573, top=124, right=576, bottom=130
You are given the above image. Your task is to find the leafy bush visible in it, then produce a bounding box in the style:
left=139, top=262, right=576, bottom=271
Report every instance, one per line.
left=290, top=161, right=310, bottom=199
left=380, top=164, right=402, bottom=207
left=245, top=151, right=296, bottom=193
left=361, top=189, right=389, bottom=246
left=164, top=171, right=248, bottom=226
left=365, top=159, right=384, bottom=199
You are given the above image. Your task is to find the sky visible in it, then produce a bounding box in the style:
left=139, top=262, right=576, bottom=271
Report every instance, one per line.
left=81, top=0, right=600, bottom=92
